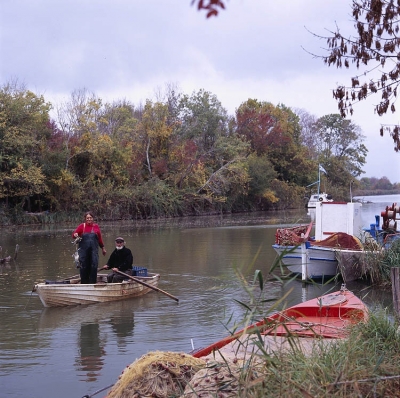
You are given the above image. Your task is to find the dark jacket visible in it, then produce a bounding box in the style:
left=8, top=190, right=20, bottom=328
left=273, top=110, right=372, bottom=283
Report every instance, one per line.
left=106, top=246, right=133, bottom=272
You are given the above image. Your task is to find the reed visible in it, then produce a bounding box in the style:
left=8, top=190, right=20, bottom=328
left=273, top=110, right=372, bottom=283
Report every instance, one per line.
left=370, top=239, right=400, bottom=286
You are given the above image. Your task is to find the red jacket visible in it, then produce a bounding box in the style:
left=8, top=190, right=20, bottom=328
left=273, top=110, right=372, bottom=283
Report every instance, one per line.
left=72, top=223, right=105, bottom=248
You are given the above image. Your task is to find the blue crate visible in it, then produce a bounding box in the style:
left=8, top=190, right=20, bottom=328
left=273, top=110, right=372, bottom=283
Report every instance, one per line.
left=132, top=266, right=147, bottom=277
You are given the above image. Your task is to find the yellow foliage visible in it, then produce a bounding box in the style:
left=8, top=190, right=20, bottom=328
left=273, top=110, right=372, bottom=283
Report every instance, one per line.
left=52, top=169, right=76, bottom=186
left=262, top=190, right=279, bottom=203
left=0, top=163, right=47, bottom=198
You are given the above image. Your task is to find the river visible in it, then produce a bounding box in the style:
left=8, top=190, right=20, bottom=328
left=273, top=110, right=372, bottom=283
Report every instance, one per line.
left=0, top=194, right=399, bottom=398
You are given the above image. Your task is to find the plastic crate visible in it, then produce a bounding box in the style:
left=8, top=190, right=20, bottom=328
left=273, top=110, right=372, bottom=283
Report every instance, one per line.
left=132, top=266, right=147, bottom=277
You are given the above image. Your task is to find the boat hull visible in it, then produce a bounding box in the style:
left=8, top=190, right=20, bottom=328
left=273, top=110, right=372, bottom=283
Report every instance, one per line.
left=33, top=273, right=160, bottom=307
left=191, top=288, right=368, bottom=359
left=273, top=244, right=368, bottom=282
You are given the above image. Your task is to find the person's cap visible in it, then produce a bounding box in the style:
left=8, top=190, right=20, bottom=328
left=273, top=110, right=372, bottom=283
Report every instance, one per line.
left=115, top=237, right=125, bottom=243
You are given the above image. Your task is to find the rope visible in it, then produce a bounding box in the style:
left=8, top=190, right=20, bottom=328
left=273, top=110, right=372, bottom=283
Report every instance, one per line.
left=24, top=288, right=36, bottom=310
left=82, top=383, right=114, bottom=398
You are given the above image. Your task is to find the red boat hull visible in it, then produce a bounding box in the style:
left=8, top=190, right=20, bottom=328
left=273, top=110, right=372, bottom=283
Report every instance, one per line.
left=192, top=288, right=368, bottom=359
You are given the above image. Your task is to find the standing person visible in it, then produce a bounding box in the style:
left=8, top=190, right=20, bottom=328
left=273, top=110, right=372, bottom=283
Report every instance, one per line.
left=102, top=237, right=133, bottom=283
left=72, top=211, right=107, bottom=284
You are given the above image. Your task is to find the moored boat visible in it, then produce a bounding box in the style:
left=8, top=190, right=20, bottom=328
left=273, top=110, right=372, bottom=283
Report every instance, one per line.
left=307, top=192, right=333, bottom=208
left=191, top=286, right=368, bottom=360
left=273, top=201, right=384, bottom=281
left=33, top=272, right=160, bottom=307
left=273, top=228, right=368, bottom=281
left=305, top=164, right=333, bottom=208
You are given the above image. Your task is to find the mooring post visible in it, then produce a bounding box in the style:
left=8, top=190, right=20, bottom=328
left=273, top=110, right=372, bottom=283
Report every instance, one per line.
left=391, top=267, right=400, bottom=318
left=301, top=242, right=308, bottom=281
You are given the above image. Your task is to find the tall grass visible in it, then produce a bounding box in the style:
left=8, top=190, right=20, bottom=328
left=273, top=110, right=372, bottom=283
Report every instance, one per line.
left=243, top=311, right=400, bottom=397
left=193, top=265, right=400, bottom=398
left=371, top=238, right=400, bottom=286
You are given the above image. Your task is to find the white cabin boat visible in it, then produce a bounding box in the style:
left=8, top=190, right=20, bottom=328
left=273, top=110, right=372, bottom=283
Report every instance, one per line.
left=307, top=192, right=333, bottom=208
left=306, top=164, right=333, bottom=208
left=273, top=202, right=377, bottom=281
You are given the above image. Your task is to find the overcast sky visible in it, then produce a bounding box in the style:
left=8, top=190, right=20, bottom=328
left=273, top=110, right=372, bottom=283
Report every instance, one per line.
left=1, top=0, right=399, bottom=183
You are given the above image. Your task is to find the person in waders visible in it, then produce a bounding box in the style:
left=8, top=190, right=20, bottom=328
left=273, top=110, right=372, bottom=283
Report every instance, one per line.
left=72, top=211, right=107, bottom=284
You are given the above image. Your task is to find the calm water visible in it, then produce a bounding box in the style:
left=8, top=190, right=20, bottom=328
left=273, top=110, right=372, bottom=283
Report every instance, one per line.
left=0, top=195, right=399, bottom=398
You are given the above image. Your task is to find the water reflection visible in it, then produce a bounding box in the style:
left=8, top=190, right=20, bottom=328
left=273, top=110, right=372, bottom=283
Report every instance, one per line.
left=38, top=300, right=138, bottom=382
left=76, top=322, right=105, bottom=382
left=110, top=313, right=135, bottom=351
left=307, top=208, right=316, bottom=222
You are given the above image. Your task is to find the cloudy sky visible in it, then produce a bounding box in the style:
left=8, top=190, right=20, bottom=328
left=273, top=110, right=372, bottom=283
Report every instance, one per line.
left=1, top=0, right=399, bottom=183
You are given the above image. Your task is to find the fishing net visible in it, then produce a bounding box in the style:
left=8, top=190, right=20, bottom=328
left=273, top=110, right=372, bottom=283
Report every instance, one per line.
left=181, top=356, right=262, bottom=398
left=106, top=351, right=206, bottom=398
left=181, top=363, right=243, bottom=398
left=275, top=225, right=308, bottom=245
left=312, top=233, right=363, bottom=250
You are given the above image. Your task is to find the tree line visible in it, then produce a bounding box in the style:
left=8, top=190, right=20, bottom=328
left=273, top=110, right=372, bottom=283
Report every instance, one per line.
left=0, top=81, right=396, bottom=225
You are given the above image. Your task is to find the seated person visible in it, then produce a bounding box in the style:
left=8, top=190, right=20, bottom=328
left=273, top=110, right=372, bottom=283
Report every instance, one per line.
left=102, top=237, right=133, bottom=283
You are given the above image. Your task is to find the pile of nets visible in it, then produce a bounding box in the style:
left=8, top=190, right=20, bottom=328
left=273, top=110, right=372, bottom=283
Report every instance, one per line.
left=106, top=351, right=206, bottom=398
left=275, top=225, right=308, bottom=245
left=312, top=232, right=363, bottom=250
left=181, top=361, right=258, bottom=398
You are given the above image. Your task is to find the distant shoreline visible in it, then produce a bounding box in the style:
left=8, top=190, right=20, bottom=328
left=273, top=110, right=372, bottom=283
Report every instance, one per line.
left=352, top=189, right=400, bottom=197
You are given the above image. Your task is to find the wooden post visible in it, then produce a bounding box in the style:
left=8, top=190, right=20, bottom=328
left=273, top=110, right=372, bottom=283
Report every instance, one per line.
left=300, top=222, right=313, bottom=282
left=391, top=267, right=400, bottom=318
left=301, top=242, right=308, bottom=281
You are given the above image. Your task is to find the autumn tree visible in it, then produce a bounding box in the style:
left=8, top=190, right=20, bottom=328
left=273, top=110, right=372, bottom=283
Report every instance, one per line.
left=55, top=88, right=103, bottom=173
left=175, top=90, right=252, bottom=209
left=97, top=99, right=138, bottom=139
left=246, top=154, right=279, bottom=209
left=295, top=108, right=319, bottom=160
left=316, top=0, right=400, bottom=151
left=139, top=100, right=174, bottom=177
left=0, top=82, right=51, bottom=210
left=235, top=99, right=314, bottom=187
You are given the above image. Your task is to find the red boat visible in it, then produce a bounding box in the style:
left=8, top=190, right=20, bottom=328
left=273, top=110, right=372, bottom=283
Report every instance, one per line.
left=192, top=285, right=368, bottom=359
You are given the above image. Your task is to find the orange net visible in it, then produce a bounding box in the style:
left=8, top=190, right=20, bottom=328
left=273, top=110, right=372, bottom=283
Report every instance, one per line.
left=312, top=233, right=363, bottom=250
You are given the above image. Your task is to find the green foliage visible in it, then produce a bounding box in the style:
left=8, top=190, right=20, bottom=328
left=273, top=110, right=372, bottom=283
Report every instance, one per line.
left=131, top=178, right=184, bottom=218
left=269, top=179, right=306, bottom=209
left=177, top=89, right=228, bottom=151
left=356, top=176, right=400, bottom=196
left=315, top=114, right=367, bottom=178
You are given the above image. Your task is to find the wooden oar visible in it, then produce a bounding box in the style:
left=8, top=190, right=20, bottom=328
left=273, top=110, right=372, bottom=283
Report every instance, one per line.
left=115, top=270, right=179, bottom=302
left=64, top=274, right=80, bottom=281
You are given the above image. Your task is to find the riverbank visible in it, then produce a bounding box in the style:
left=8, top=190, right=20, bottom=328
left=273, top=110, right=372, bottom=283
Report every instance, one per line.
left=102, top=310, right=400, bottom=398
